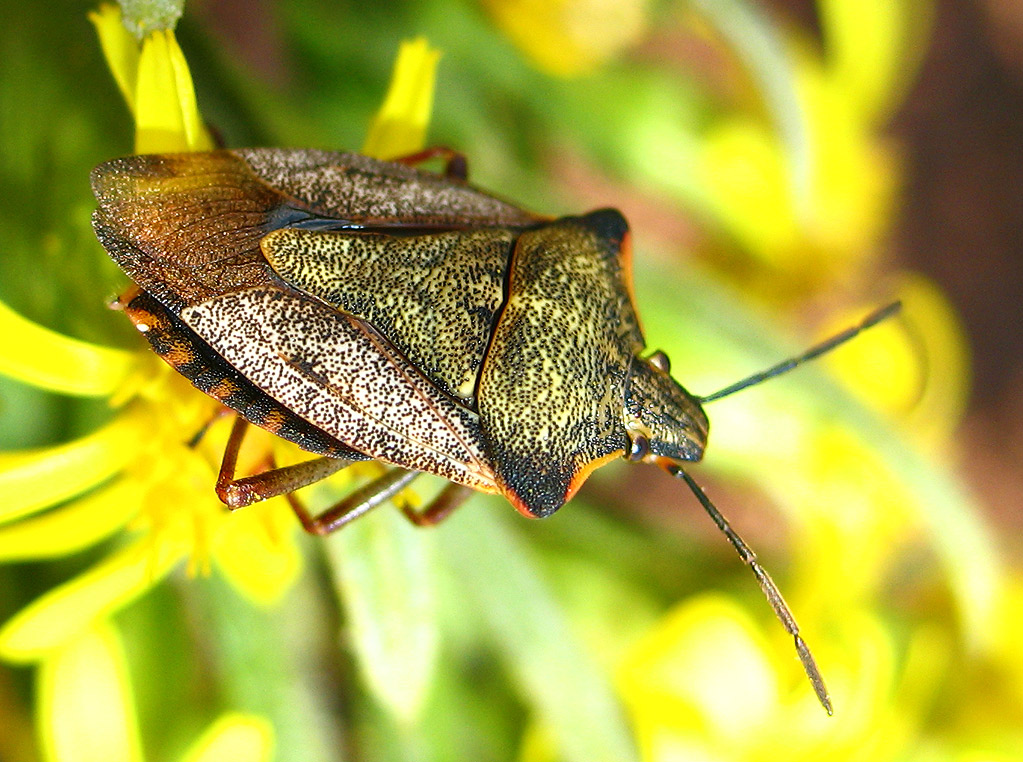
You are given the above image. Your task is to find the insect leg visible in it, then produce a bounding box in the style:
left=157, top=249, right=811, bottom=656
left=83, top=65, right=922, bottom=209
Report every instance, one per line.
left=187, top=406, right=233, bottom=448
left=667, top=464, right=834, bottom=715
left=399, top=483, right=474, bottom=527
left=216, top=415, right=353, bottom=509
left=392, top=146, right=468, bottom=181
left=291, top=468, right=422, bottom=535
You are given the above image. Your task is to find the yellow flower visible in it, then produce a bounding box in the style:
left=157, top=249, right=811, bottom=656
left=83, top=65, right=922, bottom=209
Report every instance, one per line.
left=482, top=0, right=650, bottom=77
left=614, top=571, right=1023, bottom=762
left=0, top=4, right=440, bottom=670
left=820, top=273, right=971, bottom=449
left=363, top=37, right=441, bottom=160
left=90, top=2, right=212, bottom=153
left=39, top=620, right=273, bottom=762
left=616, top=594, right=948, bottom=762
left=692, top=0, right=930, bottom=300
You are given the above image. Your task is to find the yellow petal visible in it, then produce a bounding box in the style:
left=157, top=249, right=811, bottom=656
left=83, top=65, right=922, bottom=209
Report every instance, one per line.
left=0, top=405, right=149, bottom=526
left=819, top=0, right=934, bottom=125
left=180, top=713, right=275, bottom=762
left=37, top=621, right=143, bottom=762
left=0, top=300, right=137, bottom=397
left=618, top=594, right=778, bottom=738
left=212, top=501, right=302, bottom=606
left=0, top=479, right=142, bottom=562
left=483, top=0, right=649, bottom=77
left=0, top=537, right=185, bottom=663
left=697, top=119, right=794, bottom=268
left=362, top=38, right=440, bottom=160
left=822, top=273, right=971, bottom=446
left=134, top=30, right=212, bottom=153
left=88, top=4, right=139, bottom=115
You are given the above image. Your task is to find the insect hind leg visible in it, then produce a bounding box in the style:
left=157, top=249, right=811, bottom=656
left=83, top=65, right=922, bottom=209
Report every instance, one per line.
left=215, top=416, right=473, bottom=535
left=399, top=483, right=474, bottom=527
left=289, top=467, right=422, bottom=535
left=216, top=415, right=354, bottom=511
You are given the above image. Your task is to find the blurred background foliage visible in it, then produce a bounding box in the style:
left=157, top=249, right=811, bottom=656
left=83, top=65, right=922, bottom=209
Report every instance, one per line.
left=1, top=0, right=1021, bottom=761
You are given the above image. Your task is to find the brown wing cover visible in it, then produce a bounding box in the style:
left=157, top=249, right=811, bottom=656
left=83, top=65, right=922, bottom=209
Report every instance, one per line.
left=92, top=152, right=281, bottom=309
left=90, top=149, right=543, bottom=310
left=89, top=149, right=543, bottom=483
left=122, top=289, right=369, bottom=460
left=179, top=288, right=498, bottom=491
left=477, top=210, right=645, bottom=517
left=235, top=149, right=543, bottom=229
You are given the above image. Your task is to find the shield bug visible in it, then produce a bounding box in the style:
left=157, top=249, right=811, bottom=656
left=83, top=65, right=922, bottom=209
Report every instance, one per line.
left=92, top=147, right=899, bottom=713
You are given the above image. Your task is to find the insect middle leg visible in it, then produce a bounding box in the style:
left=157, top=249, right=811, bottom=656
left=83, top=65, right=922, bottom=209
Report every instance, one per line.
left=216, top=416, right=474, bottom=535
left=398, top=483, right=474, bottom=527
left=291, top=473, right=476, bottom=534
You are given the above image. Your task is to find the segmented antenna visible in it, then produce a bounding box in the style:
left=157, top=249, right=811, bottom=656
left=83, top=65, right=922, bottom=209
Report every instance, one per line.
left=698, top=301, right=901, bottom=403
left=668, top=464, right=833, bottom=715
left=672, top=302, right=902, bottom=714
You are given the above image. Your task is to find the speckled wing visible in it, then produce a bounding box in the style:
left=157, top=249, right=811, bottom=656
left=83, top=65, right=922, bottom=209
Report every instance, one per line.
left=260, top=227, right=514, bottom=404
left=180, top=287, right=499, bottom=492
left=89, top=149, right=547, bottom=489
left=477, top=209, right=646, bottom=517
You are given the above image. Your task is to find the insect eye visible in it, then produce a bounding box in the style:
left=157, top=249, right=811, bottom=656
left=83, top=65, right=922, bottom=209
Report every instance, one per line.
left=627, top=432, right=650, bottom=462
left=648, top=350, right=670, bottom=373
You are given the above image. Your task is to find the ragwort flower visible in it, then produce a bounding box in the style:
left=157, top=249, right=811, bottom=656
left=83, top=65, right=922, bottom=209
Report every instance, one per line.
left=594, top=3, right=1002, bottom=756
left=615, top=594, right=948, bottom=762
left=39, top=619, right=273, bottom=762
left=0, top=3, right=439, bottom=669
left=0, top=4, right=295, bottom=666
left=482, top=0, right=650, bottom=77
left=691, top=0, right=929, bottom=301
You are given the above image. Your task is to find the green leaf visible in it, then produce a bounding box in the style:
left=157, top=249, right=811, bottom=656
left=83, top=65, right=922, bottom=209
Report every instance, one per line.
left=438, top=504, right=640, bottom=762
left=326, top=505, right=440, bottom=724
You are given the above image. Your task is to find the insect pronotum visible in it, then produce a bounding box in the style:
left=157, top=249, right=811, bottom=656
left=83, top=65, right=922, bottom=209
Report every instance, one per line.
left=92, top=147, right=900, bottom=714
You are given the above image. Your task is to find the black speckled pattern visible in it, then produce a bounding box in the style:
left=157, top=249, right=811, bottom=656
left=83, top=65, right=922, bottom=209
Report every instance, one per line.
left=262, top=226, right=514, bottom=403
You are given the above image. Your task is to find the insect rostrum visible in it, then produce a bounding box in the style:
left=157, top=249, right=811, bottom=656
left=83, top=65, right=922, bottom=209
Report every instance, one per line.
left=93, top=147, right=896, bottom=714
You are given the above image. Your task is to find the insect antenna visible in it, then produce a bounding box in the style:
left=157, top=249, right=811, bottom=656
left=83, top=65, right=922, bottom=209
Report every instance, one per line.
left=697, top=301, right=901, bottom=404
left=662, top=302, right=902, bottom=713
left=664, top=463, right=834, bottom=715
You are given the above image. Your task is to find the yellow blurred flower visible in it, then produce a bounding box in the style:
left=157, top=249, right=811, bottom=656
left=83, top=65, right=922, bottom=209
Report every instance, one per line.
left=616, top=594, right=953, bottom=762
left=483, top=0, right=650, bottom=77
left=612, top=571, right=1023, bottom=761
left=693, top=0, right=929, bottom=299
left=821, top=273, right=971, bottom=449
left=671, top=0, right=993, bottom=668
left=0, top=4, right=440, bottom=670
left=39, top=620, right=273, bottom=762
